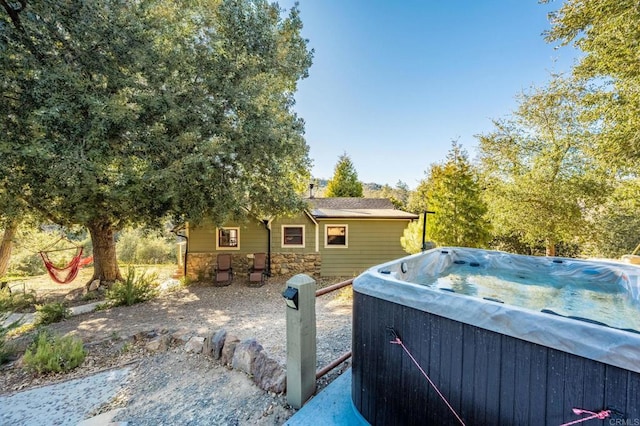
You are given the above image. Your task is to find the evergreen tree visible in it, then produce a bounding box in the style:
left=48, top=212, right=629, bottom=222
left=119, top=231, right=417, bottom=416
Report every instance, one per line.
left=401, top=141, right=490, bottom=253
left=325, top=153, right=363, bottom=197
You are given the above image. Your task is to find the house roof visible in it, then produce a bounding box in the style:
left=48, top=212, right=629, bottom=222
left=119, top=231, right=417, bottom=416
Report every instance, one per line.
left=304, top=197, right=419, bottom=220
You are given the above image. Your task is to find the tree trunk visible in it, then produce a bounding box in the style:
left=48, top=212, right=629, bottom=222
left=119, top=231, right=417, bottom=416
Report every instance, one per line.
left=0, top=220, right=19, bottom=279
left=87, top=219, right=122, bottom=287
left=545, top=239, right=556, bottom=257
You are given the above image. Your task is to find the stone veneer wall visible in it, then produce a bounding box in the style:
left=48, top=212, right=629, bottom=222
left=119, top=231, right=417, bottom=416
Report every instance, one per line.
left=269, top=253, right=321, bottom=276
left=186, top=252, right=321, bottom=281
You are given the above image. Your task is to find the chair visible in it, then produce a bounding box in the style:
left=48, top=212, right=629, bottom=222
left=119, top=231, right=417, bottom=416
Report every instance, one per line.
left=248, top=253, right=267, bottom=287
left=214, top=253, right=233, bottom=286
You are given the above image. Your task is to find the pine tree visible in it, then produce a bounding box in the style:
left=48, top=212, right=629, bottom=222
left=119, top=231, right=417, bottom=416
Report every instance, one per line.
left=325, top=153, right=363, bottom=197
left=401, top=142, right=490, bottom=252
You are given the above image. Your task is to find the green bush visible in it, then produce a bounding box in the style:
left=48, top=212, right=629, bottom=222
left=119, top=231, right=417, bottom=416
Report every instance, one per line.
left=105, top=267, right=158, bottom=307
left=35, top=302, right=71, bottom=326
left=22, top=330, right=85, bottom=373
left=0, top=287, right=37, bottom=313
left=0, top=313, right=20, bottom=364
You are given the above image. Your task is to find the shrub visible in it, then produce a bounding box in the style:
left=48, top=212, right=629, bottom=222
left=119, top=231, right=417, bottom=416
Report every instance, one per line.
left=105, top=267, right=158, bottom=307
left=35, top=302, right=71, bottom=326
left=0, top=313, right=20, bottom=364
left=22, top=330, right=85, bottom=373
left=0, top=287, right=37, bottom=313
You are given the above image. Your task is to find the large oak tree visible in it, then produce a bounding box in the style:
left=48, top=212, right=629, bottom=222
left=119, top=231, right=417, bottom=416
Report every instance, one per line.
left=477, top=77, right=608, bottom=256
left=0, top=0, right=313, bottom=285
left=545, top=0, right=640, bottom=169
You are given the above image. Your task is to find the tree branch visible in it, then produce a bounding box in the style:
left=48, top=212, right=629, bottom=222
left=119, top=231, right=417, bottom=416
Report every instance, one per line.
left=0, top=0, right=26, bottom=31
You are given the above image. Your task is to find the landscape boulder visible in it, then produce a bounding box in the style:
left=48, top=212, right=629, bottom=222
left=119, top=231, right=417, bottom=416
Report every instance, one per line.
left=252, top=352, right=286, bottom=393
left=204, top=329, right=227, bottom=359
left=220, top=335, right=240, bottom=366
left=231, top=339, right=263, bottom=375
left=146, top=335, right=171, bottom=352
left=184, top=336, right=205, bottom=354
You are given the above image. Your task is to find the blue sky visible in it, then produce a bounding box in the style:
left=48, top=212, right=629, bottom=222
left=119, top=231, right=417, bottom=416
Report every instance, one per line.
left=281, top=1, right=579, bottom=189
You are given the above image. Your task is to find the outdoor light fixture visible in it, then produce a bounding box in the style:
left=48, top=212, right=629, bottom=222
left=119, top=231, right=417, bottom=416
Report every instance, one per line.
left=282, top=286, right=299, bottom=310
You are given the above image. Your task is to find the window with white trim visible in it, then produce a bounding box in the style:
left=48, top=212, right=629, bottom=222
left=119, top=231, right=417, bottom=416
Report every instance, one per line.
left=216, top=227, right=240, bottom=250
left=282, top=225, right=305, bottom=248
left=325, top=224, right=348, bottom=248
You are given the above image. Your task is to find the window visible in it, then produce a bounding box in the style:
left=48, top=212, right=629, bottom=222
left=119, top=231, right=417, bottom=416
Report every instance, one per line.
left=325, top=225, right=348, bottom=248
left=216, top=227, right=240, bottom=250
left=282, top=225, right=305, bottom=248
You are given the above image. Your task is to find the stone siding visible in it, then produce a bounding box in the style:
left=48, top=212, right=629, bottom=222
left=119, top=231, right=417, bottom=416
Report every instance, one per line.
left=270, top=253, right=321, bottom=276
left=186, top=252, right=321, bottom=281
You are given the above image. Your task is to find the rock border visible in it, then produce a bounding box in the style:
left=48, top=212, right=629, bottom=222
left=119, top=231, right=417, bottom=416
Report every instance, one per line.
left=144, top=327, right=286, bottom=394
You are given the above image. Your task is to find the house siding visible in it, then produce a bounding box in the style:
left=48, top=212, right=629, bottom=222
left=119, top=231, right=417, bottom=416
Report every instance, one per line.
left=188, top=220, right=268, bottom=254
left=272, top=215, right=317, bottom=254
left=318, top=219, right=410, bottom=277
left=185, top=212, right=414, bottom=279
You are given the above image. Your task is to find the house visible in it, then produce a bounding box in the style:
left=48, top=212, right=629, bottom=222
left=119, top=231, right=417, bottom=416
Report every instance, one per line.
left=184, top=198, right=418, bottom=279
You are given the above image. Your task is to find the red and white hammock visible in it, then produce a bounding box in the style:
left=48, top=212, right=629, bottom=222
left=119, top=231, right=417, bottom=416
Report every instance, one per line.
left=39, top=247, right=93, bottom=284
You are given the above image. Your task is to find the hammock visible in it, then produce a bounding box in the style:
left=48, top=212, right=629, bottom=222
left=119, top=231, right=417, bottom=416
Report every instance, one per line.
left=39, top=247, right=92, bottom=284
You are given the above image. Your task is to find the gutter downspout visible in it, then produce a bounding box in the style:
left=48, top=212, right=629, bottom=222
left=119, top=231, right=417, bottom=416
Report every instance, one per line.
left=263, top=219, right=272, bottom=276
left=171, top=225, right=188, bottom=278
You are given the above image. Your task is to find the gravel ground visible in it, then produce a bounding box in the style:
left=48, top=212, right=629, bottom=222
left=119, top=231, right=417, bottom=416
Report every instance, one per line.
left=0, top=275, right=353, bottom=425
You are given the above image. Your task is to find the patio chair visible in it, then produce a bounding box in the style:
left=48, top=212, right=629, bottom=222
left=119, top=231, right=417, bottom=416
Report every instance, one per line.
left=214, top=253, right=233, bottom=286
left=247, top=252, right=267, bottom=287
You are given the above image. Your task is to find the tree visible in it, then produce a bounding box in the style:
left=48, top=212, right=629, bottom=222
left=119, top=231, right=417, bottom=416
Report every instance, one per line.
left=381, top=181, right=410, bottom=209
left=0, top=0, right=313, bottom=285
left=406, top=178, right=430, bottom=214
left=477, top=77, right=608, bottom=256
left=401, top=141, right=490, bottom=252
left=583, top=177, right=640, bottom=259
left=0, top=221, right=19, bottom=279
left=325, top=153, right=363, bottom=197
left=365, top=180, right=410, bottom=209
left=0, top=188, right=24, bottom=279
left=545, top=0, right=640, bottom=169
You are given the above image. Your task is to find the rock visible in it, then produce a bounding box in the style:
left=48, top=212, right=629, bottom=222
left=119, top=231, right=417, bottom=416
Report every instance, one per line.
left=203, top=329, right=227, bottom=359
left=89, top=279, right=100, bottom=291
left=184, top=336, right=205, bottom=354
left=220, top=335, right=240, bottom=366
left=134, top=330, right=158, bottom=342
left=159, top=278, right=181, bottom=292
left=171, top=328, right=192, bottom=344
left=252, top=352, right=286, bottom=393
left=231, top=339, right=263, bottom=375
left=146, top=335, right=170, bottom=352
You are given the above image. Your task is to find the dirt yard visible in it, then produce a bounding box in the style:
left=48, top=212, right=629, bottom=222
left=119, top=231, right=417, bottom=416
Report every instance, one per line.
left=1, top=267, right=353, bottom=425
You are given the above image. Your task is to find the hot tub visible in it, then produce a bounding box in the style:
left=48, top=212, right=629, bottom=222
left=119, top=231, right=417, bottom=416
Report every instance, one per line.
left=352, top=247, right=640, bottom=425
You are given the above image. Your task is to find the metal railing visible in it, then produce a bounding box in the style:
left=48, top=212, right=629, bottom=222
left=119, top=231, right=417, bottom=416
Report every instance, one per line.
left=283, top=274, right=353, bottom=408
left=315, top=278, right=353, bottom=379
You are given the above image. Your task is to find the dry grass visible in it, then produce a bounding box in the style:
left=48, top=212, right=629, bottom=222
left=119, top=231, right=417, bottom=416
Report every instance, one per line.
left=5, top=264, right=179, bottom=309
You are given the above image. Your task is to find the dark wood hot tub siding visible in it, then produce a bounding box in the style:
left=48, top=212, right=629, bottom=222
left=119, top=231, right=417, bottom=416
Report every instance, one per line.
left=352, top=292, right=640, bottom=426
